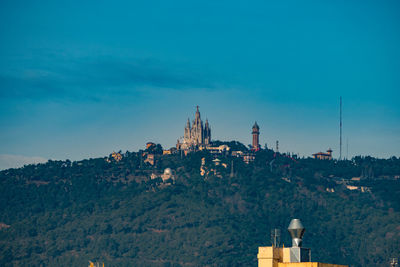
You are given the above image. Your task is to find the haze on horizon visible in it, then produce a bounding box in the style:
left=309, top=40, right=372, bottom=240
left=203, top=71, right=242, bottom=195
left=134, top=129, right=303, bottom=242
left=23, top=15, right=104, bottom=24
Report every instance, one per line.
left=0, top=0, right=399, bottom=170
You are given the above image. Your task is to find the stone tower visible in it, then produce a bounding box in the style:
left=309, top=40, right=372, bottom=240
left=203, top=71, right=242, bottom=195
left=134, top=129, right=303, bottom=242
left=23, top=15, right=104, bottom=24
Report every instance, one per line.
left=184, top=118, right=191, bottom=141
left=252, top=122, right=260, bottom=151
left=191, top=106, right=203, bottom=145
left=204, top=119, right=211, bottom=145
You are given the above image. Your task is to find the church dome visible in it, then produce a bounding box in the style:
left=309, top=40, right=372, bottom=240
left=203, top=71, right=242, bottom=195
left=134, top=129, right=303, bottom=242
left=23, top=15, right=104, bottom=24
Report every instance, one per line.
left=164, top=168, right=172, bottom=175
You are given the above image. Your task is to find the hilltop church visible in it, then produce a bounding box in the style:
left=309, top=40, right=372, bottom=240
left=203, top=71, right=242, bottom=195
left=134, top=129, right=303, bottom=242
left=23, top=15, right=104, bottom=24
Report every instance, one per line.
left=176, top=106, right=211, bottom=150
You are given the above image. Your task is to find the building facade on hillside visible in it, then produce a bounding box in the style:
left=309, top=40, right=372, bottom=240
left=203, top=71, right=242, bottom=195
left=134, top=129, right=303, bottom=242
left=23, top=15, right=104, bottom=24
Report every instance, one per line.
left=203, top=144, right=230, bottom=154
left=144, top=154, right=155, bottom=165
left=177, top=106, right=211, bottom=150
left=312, top=149, right=333, bottom=160
left=252, top=122, right=261, bottom=151
left=243, top=152, right=256, bottom=164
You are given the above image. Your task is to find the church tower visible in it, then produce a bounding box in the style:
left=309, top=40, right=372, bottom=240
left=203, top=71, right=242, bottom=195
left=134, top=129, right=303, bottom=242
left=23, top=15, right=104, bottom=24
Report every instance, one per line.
left=184, top=118, right=191, bottom=140
left=191, top=106, right=204, bottom=145
left=252, top=122, right=260, bottom=151
left=204, top=119, right=211, bottom=145
left=180, top=106, right=211, bottom=149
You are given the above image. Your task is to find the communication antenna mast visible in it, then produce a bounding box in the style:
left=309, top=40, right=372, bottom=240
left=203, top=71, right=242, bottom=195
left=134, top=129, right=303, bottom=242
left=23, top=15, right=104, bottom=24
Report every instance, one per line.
left=346, top=138, right=349, bottom=160
left=276, top=140, right=279, bottom=153
left=339, top=96, right=342, bottom=160
left=271, top=228, right=281, bottom=247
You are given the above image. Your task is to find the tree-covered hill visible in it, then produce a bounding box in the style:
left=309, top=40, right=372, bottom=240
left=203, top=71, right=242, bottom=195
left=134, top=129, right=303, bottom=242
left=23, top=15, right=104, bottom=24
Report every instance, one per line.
left=0, top=145, right=399, bottom=266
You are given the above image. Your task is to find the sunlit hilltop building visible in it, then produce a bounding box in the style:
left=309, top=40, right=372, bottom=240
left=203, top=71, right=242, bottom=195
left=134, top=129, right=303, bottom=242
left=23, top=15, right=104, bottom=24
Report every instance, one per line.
left=312, top=149, right=333, bottom=160
left=176, top=106, right=211, bottom=150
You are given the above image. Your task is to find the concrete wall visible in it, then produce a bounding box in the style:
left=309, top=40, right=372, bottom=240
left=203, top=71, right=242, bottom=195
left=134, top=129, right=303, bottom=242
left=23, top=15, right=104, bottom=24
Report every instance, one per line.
left=258, top=246, right=280, bottom=267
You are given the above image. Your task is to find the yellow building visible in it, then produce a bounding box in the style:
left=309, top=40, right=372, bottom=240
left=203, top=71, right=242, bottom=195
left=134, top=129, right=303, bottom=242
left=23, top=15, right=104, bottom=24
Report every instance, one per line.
left=144, top=154, right=155, bottom=165
left=258, top=219, right=348, bottom=267
left=257, top=246, right=347, bottom=267
left=163, top=150, right=172, bottom=155
left=111, top=151, right=122, bottom=162
left=312, top=149, right=333, bottom=160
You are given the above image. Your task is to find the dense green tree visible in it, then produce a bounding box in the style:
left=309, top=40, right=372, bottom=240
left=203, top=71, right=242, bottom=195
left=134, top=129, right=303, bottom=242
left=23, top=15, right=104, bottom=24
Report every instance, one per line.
left=0, top=145, right=399, bottom=266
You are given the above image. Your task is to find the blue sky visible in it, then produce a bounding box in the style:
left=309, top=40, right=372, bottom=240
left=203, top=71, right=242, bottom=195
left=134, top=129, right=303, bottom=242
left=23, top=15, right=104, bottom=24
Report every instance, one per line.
left=0, top=0, right=399, bottom=169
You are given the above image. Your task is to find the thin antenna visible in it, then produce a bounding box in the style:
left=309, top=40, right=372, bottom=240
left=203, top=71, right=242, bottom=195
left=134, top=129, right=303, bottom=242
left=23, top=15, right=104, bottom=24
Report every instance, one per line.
left=271, top=228, right=281, bottom=247
left=340, top=96, right=342, bottom=160
left=346, top=138, right=349, bottom=160
left=276, top=140, right=279, bottom=153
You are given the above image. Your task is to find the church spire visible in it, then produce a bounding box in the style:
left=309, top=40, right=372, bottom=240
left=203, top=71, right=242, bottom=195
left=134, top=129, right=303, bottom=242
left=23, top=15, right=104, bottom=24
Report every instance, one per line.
left=252, top=121, right=259, bottom=132
left=195, top=105, right=200, bottom=119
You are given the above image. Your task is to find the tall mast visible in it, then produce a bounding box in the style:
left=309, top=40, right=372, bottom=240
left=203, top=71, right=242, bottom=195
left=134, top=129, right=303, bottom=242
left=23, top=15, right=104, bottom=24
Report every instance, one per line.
left=340, top=96, right=342, bottom=160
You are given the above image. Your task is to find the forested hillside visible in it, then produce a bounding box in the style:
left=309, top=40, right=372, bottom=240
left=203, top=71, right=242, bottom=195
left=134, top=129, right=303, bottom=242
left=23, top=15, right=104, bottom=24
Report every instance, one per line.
left=0, top=145, right=399, bottom=267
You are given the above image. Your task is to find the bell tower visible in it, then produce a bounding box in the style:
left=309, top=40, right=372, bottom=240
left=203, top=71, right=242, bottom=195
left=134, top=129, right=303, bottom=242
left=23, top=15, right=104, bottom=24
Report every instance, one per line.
left=252, top=122, right=260, bottom=151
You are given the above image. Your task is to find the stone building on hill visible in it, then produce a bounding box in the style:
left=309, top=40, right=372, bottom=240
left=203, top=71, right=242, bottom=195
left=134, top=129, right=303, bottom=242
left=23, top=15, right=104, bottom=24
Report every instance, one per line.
left=177, top=106, right=211, bottom=150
